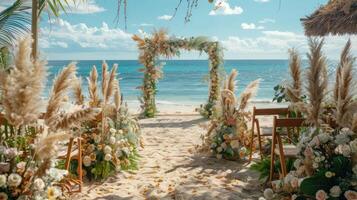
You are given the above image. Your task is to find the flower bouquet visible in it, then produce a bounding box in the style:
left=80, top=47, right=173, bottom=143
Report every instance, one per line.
left=199, top=69, right=260, bottom=160
left=0, top=37, right=98, bottom=199
left=69, top=63, right=141, bottom=180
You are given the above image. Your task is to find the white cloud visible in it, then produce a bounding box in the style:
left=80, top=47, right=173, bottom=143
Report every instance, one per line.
left=157, top=15, right=172, bottom=21
left=254, top=0, right=270, bottom=3
left=139, top=23, right=154, bottom=27
left=209, top=0, right=243, bottom=16
left=241, top=23, right=264, bottom=30
left=40, top=18, right=134, bottom=50
left=220, top=31, right=357, bottom=59
left=259, top=18, right=275, bottom=24
left=65, top=0, right=105, bottom=14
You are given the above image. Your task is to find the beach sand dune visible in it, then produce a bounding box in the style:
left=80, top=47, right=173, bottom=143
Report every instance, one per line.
left=75, top=114, right=263, bottom=200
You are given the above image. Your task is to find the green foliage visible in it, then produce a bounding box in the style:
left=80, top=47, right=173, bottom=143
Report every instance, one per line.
left=299, top=175, right=331, bottom=197
left=0, top=0, right=31, bottom=48
left=272, top=84, right=287, bottom=103
left=250, top=156, right=295, bottom=182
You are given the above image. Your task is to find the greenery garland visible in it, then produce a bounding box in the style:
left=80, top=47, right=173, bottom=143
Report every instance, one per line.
left=132, top=29, right=224, bottom=118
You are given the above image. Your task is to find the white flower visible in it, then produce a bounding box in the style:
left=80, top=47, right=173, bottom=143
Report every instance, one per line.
left=330, top=186, right=342, bottom=197
left=314, top=157, right=321, bottom=163
left=284, top=174, right=294, bottom=184
left=216, top=147, right=223, bottom=153
left=0, top=192, right=8, bottom=200
left=350, top=139, right=357, bottom=153
left=335, top=133, right=350, bottom=145
left=47, top=186, right=62, bottom=199
left=335, top=144, right=351, bottom=157
left=317, top=133, right=331, bottom=144
left=7, top=173, right=22, bottom=187
left=104, top=146, right=112, bottom=154
left=33, top=178, right=45, bottom=191
left=340, top=128, right=354, bottom=135
left=313, top=162, right=319, bottom=169
left=0, top=175, right=6, bottom=187
left=353, top=165, right=357, bottom=175
left=263, top=188, right=274, bottom=200
left=109, top=128, right=117, bottom=134
left=115, top=165, right=121, bottom=172
left=293, top=159, right=301, bottom=169
left=5, top=148, right=18, bottom=159
left=325, top=171, right=333, bottom=178
left=83, top=156, right=91, bottom=167
left=109, top=136, right=116, bottom=145
left=16, top=161, right=26, bottom=173
left=216, top=154, right=222, bottom=159
left=292, top=194, right=298, bottom=200
left=104, top=154, right=112, bottom=161
left=118, top=130, right=124, bottom=134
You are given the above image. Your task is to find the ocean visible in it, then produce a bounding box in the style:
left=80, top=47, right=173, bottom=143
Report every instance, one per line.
left=46, top=59, right=314, bottom=106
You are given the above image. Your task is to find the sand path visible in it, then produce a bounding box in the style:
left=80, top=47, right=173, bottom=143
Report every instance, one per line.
left=76, top=115, right=263, bottom=200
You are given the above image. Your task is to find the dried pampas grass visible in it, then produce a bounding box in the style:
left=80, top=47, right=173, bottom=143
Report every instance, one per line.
left=305, top=38, right=328, bottom=127
left=335, top=40, right=357, bottom=128
left=286, top=48, right=302, bottom=103
left=104, top=64, right=118, bottom=103
left=101, top=61, right=108, bottom=98
left=48, top=107, right=99, bottom=130
left=0, top=37, right=46, bottom=127
left=73, top=77, right=85, bottom=105
left=45, top=63, right=76, bottom=125
left=88, top=66, right=101, bottom=107
left=238, top=79, right=260, bottom=111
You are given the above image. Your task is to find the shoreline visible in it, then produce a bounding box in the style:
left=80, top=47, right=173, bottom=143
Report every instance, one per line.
left=126, top=101, right=289, bottom=115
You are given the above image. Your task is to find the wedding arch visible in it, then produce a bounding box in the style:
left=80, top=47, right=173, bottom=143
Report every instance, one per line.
left=132, top=30, right=224, bottom=118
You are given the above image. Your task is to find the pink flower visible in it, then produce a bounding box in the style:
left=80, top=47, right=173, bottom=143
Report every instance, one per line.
left=316, top=190, right=328, bottom=200
left=344, top=190, right=357, bottom=200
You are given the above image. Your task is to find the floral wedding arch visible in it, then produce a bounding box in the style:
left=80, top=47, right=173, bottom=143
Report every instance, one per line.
left=132, top=30, right=224, bottom=118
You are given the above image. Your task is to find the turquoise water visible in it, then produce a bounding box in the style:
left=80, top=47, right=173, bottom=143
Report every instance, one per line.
left=47, top=60, right=297, bottom=105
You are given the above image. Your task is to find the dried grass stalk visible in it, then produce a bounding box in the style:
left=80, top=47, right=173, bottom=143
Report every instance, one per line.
left=305, top=38, right=328, bottom=127
left=227, top=69, right=238, bottom=92
left=238, top=79, right=260, bottom=111
left=87, top=66, right=101, bottom=107
left=114, top=88, right=121, bottom=111
left=104, top=64, right=118, bottom=103
left=286, top=48, right=302, bottom=103
left=73, top=77, right=84, bottom=105
left=0, top=37, right=46, bottom=127
left=101, top=61, right=108, bottom=98
left=48, top=108, right=98, bottom=130
left=334, top=39, right=352, bottom=102
left=352, top=114, right=357, bottom=133
left=44, top=63, right=76, bottom=125
left=34, top=132, right=71, bottom=161
left=335, top=40, right=356, bottom=127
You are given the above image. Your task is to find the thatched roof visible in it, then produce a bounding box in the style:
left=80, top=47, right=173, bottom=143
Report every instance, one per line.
left=301, top=0, right=357, bottom=36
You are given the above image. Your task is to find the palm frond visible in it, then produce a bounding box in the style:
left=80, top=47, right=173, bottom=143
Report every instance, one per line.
left=0, top=0, right=31, bottom=48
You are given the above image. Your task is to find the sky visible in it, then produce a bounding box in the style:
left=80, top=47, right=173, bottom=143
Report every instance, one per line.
left=1, top=0, right=357, bottom=60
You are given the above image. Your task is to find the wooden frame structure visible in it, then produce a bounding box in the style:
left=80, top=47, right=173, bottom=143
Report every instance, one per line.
left=269, top=117, right=306, bottom=182
left=248, top=106, right=290, bottom=162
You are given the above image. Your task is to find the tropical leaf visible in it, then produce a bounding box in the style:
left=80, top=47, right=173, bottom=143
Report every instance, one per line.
left=0, top=0, right=31, bottom=48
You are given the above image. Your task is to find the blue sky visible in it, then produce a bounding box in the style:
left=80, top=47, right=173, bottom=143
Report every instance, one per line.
left=1, top=0, right=356, bottom=60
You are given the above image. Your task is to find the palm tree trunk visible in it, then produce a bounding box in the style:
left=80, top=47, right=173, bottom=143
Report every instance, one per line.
left=31, top=0, right=38, bottom=60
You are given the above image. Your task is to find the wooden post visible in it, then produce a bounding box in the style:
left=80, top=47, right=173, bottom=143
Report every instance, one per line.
left=31, top=0, right=38, bottom=60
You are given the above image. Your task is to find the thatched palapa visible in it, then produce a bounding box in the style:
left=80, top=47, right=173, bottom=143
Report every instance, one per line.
left=301, top=0, right=357, bottom=36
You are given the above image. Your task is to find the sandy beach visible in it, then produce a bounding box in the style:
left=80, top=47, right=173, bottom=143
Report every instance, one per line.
left=73, top=111, right=272, bottom=200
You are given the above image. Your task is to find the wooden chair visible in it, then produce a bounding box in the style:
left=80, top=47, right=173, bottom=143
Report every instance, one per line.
left=269, top=117, right=306, bottom=182
left=248, top=106, right=290, bottom=162
left=58, top=137, right=83, bottom=193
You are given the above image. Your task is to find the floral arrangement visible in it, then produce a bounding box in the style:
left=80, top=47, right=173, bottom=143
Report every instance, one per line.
left=264, top=39, right=357, bottom=200
left=132, top=29, right=223, bottom=118
left=198, top=69, right=260, bottom=160
left=69, top=63, right=141, bottom=180
left=0, top=37, right=98, bottom=199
